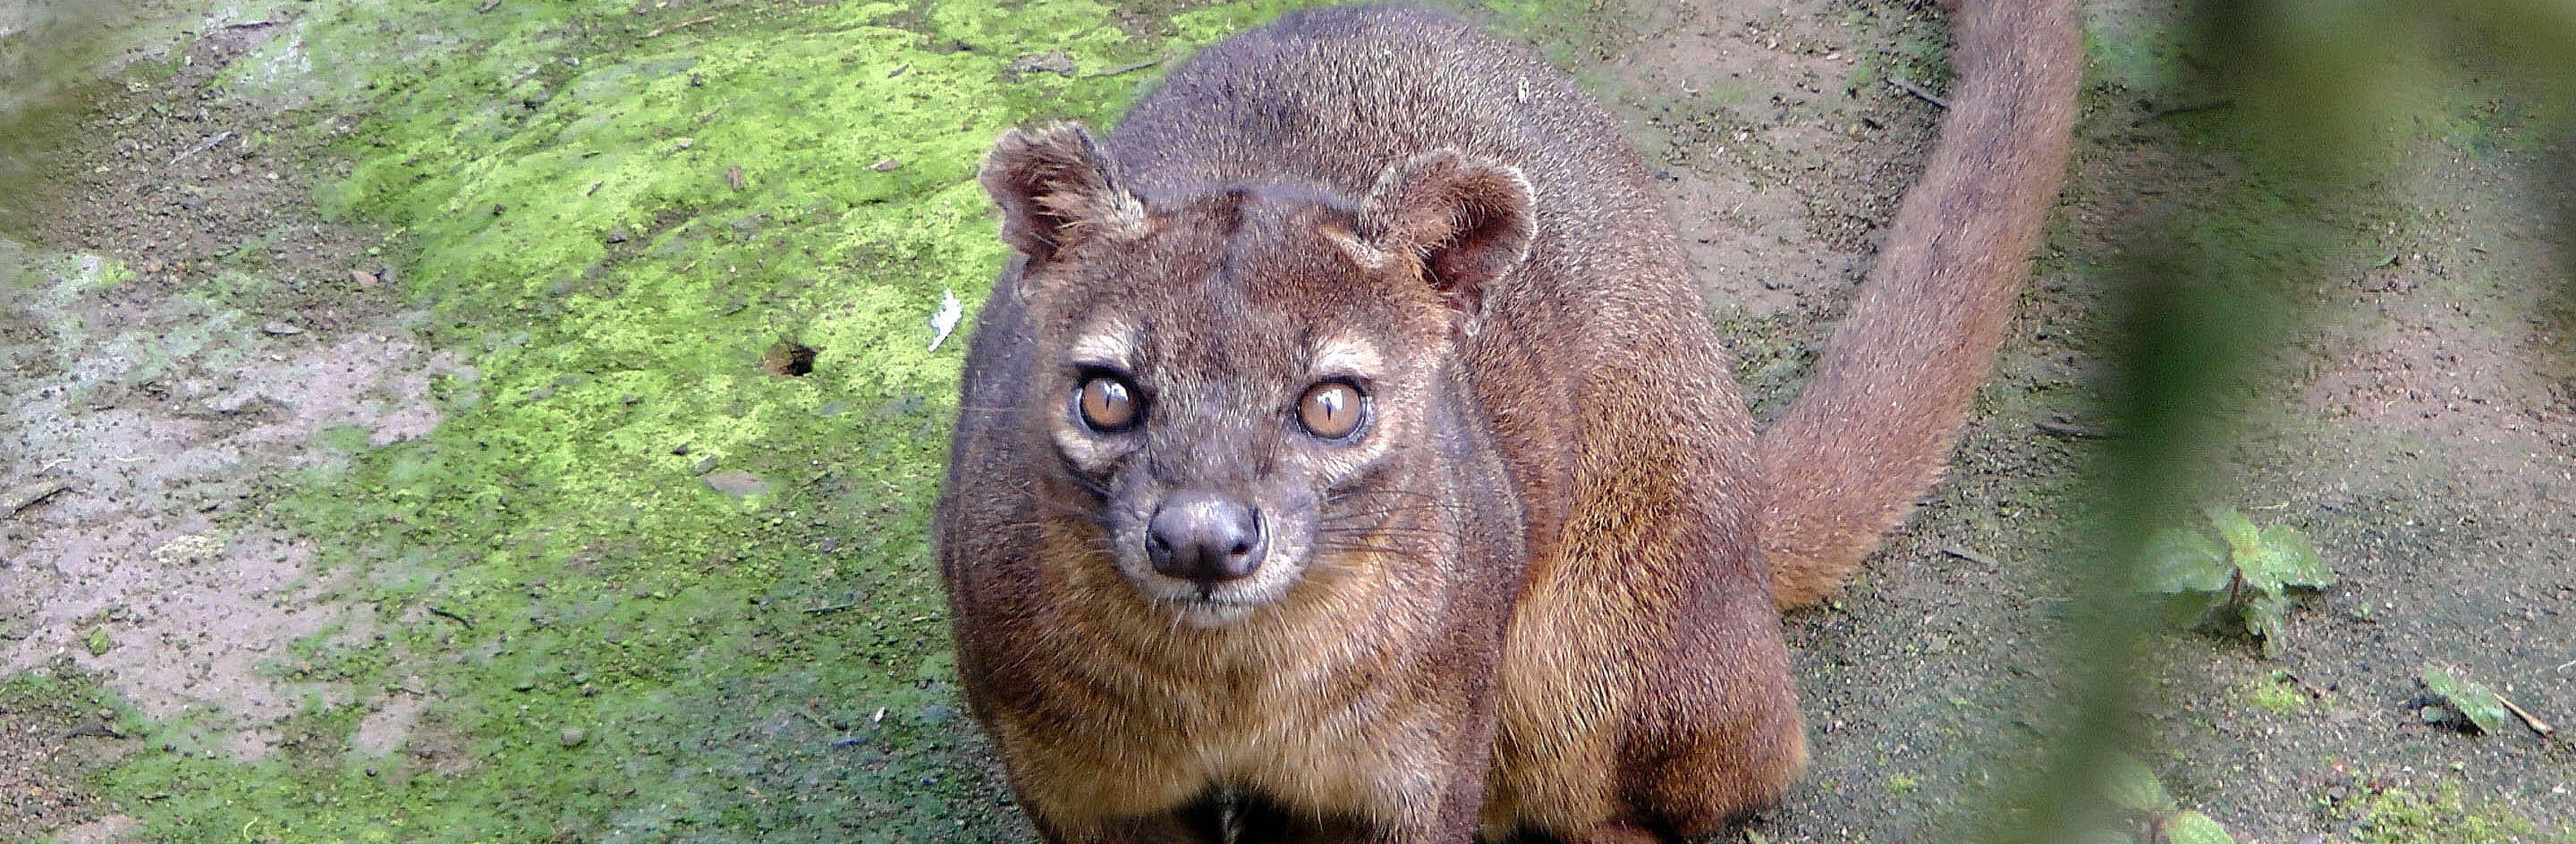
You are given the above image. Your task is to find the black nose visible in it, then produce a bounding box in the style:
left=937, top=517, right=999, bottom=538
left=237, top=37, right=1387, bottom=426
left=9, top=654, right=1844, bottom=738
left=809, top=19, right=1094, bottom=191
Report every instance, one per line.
left=1147, top=492, right=1265, bottom=586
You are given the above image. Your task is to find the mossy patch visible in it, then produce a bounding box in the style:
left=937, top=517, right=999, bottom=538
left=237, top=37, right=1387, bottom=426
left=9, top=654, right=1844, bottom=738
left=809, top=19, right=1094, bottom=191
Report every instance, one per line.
left=2244, top=671, right=2307, bottom=715
left=38, top=0, right=1609, bottom=840
left=2334, top=778, right=2571, bottom=844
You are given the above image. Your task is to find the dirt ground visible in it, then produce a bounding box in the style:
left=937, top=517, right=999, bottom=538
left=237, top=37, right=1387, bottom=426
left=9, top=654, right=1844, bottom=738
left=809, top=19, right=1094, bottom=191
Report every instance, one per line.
left=3, top=0, right=2569, bottom=842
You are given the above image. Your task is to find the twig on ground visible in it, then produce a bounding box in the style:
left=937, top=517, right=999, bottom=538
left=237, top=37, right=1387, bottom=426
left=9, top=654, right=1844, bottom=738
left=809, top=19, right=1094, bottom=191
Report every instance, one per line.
left=2137, top=99, right=2236, bottom=124
left=57, top=723, right=125, bottom=741
left=168, top=131, right=232, bottom=167
left=1886, top=78, right=1949, bottom=109
left=428, top=606, right=475, bottom=629
left=2036, top=417, right=2114, bottom=439
left=799, top=706, right=835, bottom=733
left=1086, top=58, right=1164, bottom=79
left=801, top=603, right=856, bottom=616
left=2495, top=691, right=2555, bottom=738
left=644, top=15, right=716, bottom=38
left=478, top=0, right=501, bottom=12
left=4, top=481, right=71, bottom=518
left=2280, top=671, right=2333, bottom=701
left=1943, top=545, right=2001, bottom=569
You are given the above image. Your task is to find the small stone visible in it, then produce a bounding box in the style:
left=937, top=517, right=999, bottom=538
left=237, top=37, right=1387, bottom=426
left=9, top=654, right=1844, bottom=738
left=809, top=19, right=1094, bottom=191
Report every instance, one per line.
left=674, top=137, right=694, bottom=150
left=259, top=321, right=304, bottom=336
left=691, top=455, right=717, bottom=476
left=870, top=157, right=902, bottom=172
left=351, top=269, right=377, bottom=287
left=605, top=228, right=631, bottom=244
left=703, top=470, right=767, bottom=496
left=1004, top=51, right=1076, bottom=77
left=559, top=727, right=588, bottom=748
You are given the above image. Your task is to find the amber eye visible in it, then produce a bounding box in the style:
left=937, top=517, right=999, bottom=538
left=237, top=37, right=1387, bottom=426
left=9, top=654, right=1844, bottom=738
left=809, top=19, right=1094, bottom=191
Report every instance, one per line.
left=1297, top=381, right=1367, bottom=440
left=1076, top=375, right=1140, bottom=433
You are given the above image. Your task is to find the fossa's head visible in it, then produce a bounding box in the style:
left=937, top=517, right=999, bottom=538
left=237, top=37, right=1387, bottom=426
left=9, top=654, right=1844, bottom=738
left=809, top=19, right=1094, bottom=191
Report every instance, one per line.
left=979, top=122, right=1531, bottom=627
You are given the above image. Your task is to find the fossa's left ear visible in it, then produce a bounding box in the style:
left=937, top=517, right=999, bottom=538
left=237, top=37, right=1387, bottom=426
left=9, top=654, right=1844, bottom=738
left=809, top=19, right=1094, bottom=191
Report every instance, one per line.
left=1347, top=148, right=1536, bottom=320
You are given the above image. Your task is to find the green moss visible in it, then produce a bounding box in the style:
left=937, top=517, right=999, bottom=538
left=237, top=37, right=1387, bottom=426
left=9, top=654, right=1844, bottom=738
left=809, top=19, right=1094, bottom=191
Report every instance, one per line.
left=2083, top=4, right=2186, bottom=95
left=1888, top=773, right=1923, bottom=795
left=2245, top=671, right=2306, bottom=714
left=71, top=1, right=1648, bottom=841
left=2337, top=779, right=2570, bottom=844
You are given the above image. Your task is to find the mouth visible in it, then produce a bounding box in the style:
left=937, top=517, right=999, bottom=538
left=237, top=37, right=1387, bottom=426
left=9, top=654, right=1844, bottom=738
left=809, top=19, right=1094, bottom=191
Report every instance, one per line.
left=1165, top=594, right=1264, bottom=628
left=1131, top=578, right=1290, bottom=629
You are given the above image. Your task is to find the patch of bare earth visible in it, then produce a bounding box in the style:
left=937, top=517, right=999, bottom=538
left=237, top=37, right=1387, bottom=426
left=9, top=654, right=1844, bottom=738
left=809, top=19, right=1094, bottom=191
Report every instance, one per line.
left=1585, top=0, right=2572, bottom=841
left=0, top=11, right=453, bottom=840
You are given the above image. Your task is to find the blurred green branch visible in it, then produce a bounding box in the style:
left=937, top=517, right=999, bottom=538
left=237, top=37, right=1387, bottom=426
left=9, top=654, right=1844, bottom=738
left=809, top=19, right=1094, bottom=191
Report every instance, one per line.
left=1978, top=2, right=2576, bottom=841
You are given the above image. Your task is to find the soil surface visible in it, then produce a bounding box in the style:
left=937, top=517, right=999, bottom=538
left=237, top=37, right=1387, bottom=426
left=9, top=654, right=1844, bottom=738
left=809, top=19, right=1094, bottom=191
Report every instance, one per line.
left=3, top=1, right=2568, bottom=842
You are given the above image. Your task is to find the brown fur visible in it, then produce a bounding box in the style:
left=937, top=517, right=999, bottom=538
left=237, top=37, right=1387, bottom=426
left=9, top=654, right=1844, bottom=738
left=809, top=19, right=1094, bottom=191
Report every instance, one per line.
left=936, top=2, right=2079, bottom=841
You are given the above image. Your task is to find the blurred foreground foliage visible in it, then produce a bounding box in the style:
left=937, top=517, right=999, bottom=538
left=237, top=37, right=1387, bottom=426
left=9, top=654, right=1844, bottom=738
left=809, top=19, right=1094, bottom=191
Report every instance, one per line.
left=1976, top=2, right=2576, bottom=841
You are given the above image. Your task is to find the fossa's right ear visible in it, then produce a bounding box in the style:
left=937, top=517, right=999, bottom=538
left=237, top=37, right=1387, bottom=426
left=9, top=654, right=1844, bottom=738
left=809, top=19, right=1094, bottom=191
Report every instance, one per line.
left=979, top=122, right=1145, bottom=262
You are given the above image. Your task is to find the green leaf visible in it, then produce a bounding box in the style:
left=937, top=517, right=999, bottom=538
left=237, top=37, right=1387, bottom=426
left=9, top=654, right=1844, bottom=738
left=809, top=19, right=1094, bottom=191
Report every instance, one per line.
left=2102, top=752, right=2173, bottom=813
left=2253, top=524, right=2334, bottom=589
left=2244, top=591, right=2289, bottom=659
left=2421, top=667, right=2510, bottom=734
left=2139, top=528, right=2233, bottom=595
left=2069, top=828, right=2136, bottom=844
left=2207, top=507, right=2264, bottom=565
left=2155, top=591, right=2224, bottom=629
left=2165, top=810, right=2239, bottom=844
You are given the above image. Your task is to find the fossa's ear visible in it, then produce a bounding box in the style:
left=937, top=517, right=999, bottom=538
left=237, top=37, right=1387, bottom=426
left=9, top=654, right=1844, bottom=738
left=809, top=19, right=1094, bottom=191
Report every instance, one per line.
left=1347, top=149, right=1535, bottom=322
left=979, top=122, right=1146, bottom=262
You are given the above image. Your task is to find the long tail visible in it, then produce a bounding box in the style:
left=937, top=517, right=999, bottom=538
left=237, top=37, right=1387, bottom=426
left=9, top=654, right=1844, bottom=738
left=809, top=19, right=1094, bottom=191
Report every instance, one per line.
left=1760, top=0, right=2081, bottom=610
